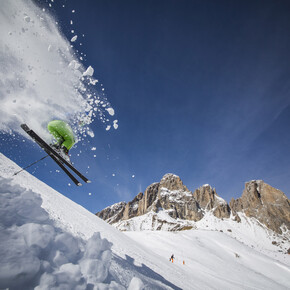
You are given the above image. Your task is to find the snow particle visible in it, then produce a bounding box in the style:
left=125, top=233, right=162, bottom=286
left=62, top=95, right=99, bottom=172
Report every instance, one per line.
left=83, top=66, right=94, bottom=77
left=113, top=120, right=118, bottom=130
left=71, top=35, right=78, bottom=42
left=106, top=108, right=115, bottom=116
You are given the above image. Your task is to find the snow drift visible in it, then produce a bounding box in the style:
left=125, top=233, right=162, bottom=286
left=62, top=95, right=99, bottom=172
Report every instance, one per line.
left=0, top=176, right=124, bottom=289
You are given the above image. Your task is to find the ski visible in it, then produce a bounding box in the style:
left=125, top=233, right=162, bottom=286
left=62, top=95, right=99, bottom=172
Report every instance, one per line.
left=21, top=124, right=91, bottom=185
left=48, top=153, right=82, bottom=186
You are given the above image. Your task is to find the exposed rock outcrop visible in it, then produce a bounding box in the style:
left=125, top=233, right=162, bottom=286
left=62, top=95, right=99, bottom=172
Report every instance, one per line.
left=193, top=185, right=230, bottom=219
left=230, top=180, right=290, bottom=234
left=157, top=174, right=203, bottom=221
left=96, top=201, right=126, bottom=224
left=96, top=175, right=289, bottom=235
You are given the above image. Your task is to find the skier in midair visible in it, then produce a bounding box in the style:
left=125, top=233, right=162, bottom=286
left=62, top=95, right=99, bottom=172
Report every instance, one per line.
left=47, top=120, right=75, bottom=161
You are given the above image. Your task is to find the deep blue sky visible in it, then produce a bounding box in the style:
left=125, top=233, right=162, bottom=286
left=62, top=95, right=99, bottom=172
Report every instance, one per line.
left=2, top=0, right=290, bottom=212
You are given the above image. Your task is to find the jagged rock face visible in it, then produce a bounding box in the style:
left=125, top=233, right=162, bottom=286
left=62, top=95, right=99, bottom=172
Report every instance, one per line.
left=193, top=185, right=216, bottom=209
left=96, top=175, right=289, bottom=235
left=96, top=202, right=126, bottom=224
left=159, top=174, right=189, bottom=192
left=138, top=183, right=160, bottom=215
left=157, top=174, right=203, bottom=221
left=123, top=192, right=143, bottom=220
left=193, top=185, right=231, bottom=219
left=158, top=187, right=203, bottom=221
left=230, top=181, right=290, bottom=234
left=97, top=174, right=214, bottom=227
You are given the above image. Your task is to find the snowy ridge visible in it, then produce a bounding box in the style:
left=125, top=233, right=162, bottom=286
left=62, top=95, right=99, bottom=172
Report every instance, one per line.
left=1, top=153, right=290, bottom=289
left=115, top=210, right=196, bottom=232
left=159, top=187, right=193, bottom=200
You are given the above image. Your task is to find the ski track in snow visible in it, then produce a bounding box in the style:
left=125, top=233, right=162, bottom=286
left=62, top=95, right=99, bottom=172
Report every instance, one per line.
left=1, top=153, right=290, bottom=289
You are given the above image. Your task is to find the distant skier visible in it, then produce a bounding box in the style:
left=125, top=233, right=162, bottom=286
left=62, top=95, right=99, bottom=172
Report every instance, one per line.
left=170, top=254, right=175, bottom=263
left=47, top=120, right=75, bottom=161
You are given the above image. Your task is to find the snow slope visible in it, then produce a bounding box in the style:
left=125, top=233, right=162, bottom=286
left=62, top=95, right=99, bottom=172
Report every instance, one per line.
left=1, top=153, right=290, bottom=289
left=114, top=208, right=290, bottom=265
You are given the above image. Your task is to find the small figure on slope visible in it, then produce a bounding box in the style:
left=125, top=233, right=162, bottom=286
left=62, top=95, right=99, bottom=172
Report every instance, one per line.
left=170, top=254, right=175, bottom=263
left=47, top=120, right=75, bottom=162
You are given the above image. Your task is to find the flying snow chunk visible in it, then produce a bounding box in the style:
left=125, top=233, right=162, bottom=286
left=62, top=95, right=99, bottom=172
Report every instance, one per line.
left=105, top=125, right=111, bottom=131
left=87, top=130, right=94, bottom=138
left=91, top=147, right=96, bottom=151
left=71, top=35, right=78, bottom=42
left=90, top=79, right=98, bottom=85
left=106, top=108, right=115, bottom=116
left=113, top=120, right=118, bottom=130
left=68, top=60, right=81, bottom=70
left=83, top=66, right=94, bottom=77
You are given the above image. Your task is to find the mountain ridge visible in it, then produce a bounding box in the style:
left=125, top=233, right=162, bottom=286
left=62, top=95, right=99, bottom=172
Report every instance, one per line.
left=96, top=173, right=290, bottom=236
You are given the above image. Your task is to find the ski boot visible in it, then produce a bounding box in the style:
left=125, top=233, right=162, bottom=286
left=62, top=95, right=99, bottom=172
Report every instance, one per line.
left=58, top=146, right=71, bottom=163
left=50, top=143, right=71, bottom=163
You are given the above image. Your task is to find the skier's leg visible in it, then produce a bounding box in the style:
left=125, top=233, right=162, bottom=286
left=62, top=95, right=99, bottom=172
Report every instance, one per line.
left=49, top=121, right=75, bottom=150
left=47, top=121, right=64, bottom=146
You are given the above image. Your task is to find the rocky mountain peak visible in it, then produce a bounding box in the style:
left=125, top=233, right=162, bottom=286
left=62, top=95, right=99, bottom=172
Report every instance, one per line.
left=97, top=201, right=126, bottom=224
left=230, top=180, right=290, bottom=234
left=96, top=175, right=289, bottom=235
left=193, top=184, right=230, bottom=219
left=159, top=173, right=189, bottom=192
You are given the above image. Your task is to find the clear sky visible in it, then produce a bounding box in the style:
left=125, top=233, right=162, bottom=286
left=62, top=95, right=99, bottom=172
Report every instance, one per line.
left=1, top=0, right=290, bottom=213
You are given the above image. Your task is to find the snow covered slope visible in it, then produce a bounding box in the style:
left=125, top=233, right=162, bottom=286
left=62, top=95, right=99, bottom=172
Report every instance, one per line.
left=1, top=153, right=290, bottom=289
left=115, top=208, right=290, bottom=265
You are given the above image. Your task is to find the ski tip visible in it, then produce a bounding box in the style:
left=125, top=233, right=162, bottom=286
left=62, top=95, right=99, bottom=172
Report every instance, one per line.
left=77, top=182, right=82, bottom=186
left=86, top=180, right=92, bottom=183
left=21, top=124, right=29, bottom=131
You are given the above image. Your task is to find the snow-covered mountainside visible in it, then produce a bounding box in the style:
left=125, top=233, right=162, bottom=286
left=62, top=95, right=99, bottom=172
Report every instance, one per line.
left=1, top=153, right=290, bottom=289
left=97, top=173, right=290, bottom=266
left=97, top=174, right=290, bottom=243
